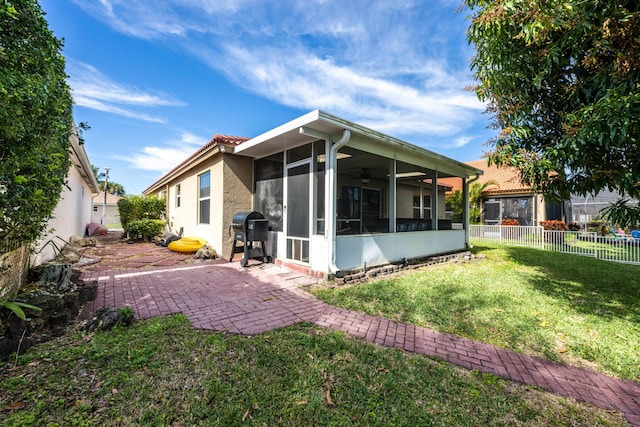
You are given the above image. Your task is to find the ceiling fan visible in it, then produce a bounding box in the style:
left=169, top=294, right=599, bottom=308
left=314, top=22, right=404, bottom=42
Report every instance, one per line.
left=360, top=168, right=370, bottom=184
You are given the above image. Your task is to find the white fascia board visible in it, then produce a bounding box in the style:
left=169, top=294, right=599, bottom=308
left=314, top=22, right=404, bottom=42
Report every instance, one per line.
left=316, top=111, right=483, bottom=179
left=234, top=109, right=483, bottom=179
left=69, top=123, right=100, bottom=193
left=233, top=110, right=323, bottom=155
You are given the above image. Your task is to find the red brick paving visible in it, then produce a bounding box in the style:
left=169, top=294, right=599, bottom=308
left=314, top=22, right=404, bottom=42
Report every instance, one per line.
left=79, top=233, right=640, bottom=426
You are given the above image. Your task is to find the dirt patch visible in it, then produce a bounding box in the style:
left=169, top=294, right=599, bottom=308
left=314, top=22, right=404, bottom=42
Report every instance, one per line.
left=75, top=231, right=200, bottom=272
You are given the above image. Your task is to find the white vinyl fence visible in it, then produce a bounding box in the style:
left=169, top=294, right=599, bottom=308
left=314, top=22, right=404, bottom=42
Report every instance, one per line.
left=470, top=225, right=640, bottom=265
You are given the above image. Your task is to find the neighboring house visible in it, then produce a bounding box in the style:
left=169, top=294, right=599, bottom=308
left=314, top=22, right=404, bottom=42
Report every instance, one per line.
left=35, top=124, right=100, bottom=264
left=91, top=192, right=122, bottom=228
left=444, top=160, right=565, bottom=226
left=567, top=190, right=639, bottom=226
left=143, top=110, right=482, bottom=277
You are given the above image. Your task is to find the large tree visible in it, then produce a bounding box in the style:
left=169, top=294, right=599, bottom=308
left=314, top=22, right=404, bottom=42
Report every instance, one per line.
left=0, top=0, right=74, bottom=245
left=465, top=0, right=640, bottom=226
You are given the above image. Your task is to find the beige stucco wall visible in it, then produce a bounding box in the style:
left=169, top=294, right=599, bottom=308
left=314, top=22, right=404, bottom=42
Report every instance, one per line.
left=534, top=194, right=545, bottom=224
left=221, top=154, right=253, bottom=259
left=164, top=156, right=223, bottom=249
left=396, top=184, right=447, bottom=219
left=152, top=153, right=252, bottom=259
left=396, top=184, right=414, bottom=218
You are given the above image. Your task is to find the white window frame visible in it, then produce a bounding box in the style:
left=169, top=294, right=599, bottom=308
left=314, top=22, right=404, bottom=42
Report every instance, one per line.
left=198, top=171, right=211, bottom=224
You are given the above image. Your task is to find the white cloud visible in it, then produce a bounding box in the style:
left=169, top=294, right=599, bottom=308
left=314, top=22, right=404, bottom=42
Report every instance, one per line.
left=207, top=46, right=483, bottom=136
left=67, top=60, right=186, bottom=122
left=71, top=0, right=485, bottom=142
left=452, top=136, right=474, bottom=148
left=116, top=132, right=208, bottom=172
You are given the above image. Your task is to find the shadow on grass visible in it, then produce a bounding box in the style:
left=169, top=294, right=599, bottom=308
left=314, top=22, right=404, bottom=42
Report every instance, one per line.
left=481, top=244, right=640, bottom=323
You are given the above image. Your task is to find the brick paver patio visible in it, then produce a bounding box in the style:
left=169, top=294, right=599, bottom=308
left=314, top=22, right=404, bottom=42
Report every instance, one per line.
left=79, top=236, right=640, bottom=426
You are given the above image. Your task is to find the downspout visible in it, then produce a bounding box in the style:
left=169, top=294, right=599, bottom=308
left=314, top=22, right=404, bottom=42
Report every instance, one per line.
left=465, top=174, right=481, bottom=248
left=327, top=130, right=351, bottom=275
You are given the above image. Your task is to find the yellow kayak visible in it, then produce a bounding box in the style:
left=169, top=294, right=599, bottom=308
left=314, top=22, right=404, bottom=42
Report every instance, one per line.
left=168, top=237, right=207, bottom=253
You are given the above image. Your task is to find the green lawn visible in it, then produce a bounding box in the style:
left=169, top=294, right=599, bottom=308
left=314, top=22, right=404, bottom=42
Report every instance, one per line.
left=0, top=315, right=626, bottom=426
left=311, top=243, right=640, bottom=381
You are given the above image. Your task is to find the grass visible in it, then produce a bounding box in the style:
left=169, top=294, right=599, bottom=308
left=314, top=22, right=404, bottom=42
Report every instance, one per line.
left=566, top=234, right=640, bottom=262
left=0, top=314, right=626, bottom=426
left=311, top=243, right=640, bottom=381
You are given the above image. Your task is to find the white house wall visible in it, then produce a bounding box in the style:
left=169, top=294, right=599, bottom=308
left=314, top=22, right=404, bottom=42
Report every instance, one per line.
left=335, top=230, right=466, bottom=271
left=91, top=204, right=120, bottom=226
left=310, top=234, right=329, bottom=273
left=36, top=164, right=94, bottom=263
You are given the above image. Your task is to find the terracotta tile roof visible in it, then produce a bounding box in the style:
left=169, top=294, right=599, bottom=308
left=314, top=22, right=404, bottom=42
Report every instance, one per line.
left=437, top=176, right=463, bottom=191
left=182, top=134, right=250, bottom=165
left=423, top=179, right=452, bottom=191
left=440, top=160, right=532, bottom=195
left=92, top=192, right=122, bottom=205
left=143, top=134, right=250, bottom=194
left=210, top=134, right=250, bottom=146
left=465, top=159, right=531, bottom=194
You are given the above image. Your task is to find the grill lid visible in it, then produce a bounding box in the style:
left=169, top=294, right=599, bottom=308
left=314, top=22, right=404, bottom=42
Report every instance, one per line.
left=231, top=211, right=265, bottom=231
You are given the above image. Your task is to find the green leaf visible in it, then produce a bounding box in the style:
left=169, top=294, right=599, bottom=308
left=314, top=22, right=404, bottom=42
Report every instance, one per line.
left=1, top=301, right=42, bottom=320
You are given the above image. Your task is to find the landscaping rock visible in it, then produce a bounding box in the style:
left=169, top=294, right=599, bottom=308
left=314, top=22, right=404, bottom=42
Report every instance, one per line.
left=78, top=307, right=132, bottom=332
left=57, top=246, right=81, bottom=264
left=69, top=236, right=97, bottom=247
left=195, top=244, right=217, bottom=260
left=0, top=274, right=99, bottom=360
left=37, top=263, right=74, bottom=292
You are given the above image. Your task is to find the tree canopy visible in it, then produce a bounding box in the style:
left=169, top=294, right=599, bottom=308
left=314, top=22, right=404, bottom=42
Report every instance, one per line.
left=465, top=0, right=640, bottom=225
left=0, top=0, right=73, bottom=245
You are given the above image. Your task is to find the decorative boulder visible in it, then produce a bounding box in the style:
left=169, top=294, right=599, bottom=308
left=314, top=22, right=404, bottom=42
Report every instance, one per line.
left=69, top=236, right=97, bottom=247
left=78, top=307, right=133, bottom=332
left=56, top=245, right=81, bottom=264
left=195, top=244, right=217, bottom=260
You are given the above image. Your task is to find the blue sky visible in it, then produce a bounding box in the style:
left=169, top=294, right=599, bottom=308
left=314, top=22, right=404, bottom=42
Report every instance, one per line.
left=40, top=0, right=495, bottom=195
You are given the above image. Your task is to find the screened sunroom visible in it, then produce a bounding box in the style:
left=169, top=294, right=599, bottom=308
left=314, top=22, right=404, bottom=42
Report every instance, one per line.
left=233, top=110, right=482, bottom=277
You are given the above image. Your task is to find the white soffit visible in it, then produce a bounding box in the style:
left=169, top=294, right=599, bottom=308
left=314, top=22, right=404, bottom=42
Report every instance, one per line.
left=234, top=110, right=482, bottom=179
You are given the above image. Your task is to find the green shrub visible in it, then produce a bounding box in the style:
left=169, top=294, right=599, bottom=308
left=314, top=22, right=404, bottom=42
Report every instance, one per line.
left=123, top=219, right=166, bottom=241
left=0, top=1, right=73, bottom=245
left=118, top=196, right=165, bottom=229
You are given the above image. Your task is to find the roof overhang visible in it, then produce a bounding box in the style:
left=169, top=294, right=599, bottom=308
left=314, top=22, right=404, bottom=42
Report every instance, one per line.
left=234, top=110, right=483, bottom=179
left=69, top=123, right=100, bottom=193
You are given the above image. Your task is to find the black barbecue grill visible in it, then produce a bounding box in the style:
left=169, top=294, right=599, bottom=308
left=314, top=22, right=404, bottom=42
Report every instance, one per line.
left=230, top=211, right=269, bottom=267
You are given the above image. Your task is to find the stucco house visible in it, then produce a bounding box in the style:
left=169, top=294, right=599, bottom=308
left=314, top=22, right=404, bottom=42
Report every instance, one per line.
left=35, top=125, right=100, bottom=264
left=143, top=110, right=482, bottom=277
left=444, top=160, right=566, bottom=226
left=91, top=192, right=122, bottom=228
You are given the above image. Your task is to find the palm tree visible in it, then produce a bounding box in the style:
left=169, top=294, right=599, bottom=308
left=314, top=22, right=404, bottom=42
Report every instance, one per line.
left=469, top=180, right=498, bottom=223
left=446, top=180, right=498, bottom=223
left=92, top=164, right=127, bottom=196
